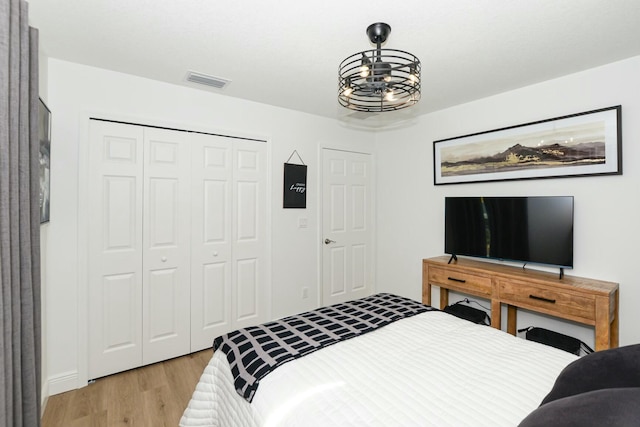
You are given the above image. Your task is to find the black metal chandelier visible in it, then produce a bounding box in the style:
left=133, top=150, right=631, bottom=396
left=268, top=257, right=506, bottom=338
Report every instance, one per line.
left=338, top=23, right=421, bottom=112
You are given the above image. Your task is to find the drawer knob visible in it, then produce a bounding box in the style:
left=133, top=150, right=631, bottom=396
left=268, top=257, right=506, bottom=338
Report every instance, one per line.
left=529, top=294, right=556, bottom=304
left=447, top=277, right=466, bottom=283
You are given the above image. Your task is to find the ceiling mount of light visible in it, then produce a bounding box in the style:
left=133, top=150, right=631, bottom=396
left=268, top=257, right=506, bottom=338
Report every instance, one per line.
left=338, top=22, right=421, bottom=112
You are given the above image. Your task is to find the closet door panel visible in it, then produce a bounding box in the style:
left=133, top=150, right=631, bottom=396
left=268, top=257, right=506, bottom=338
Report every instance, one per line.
left=202, top=262, right=228, bottom=324
left=232, top=141, right=267, bottom=329
left=142, top=128, right=191, bottom=364
left=147, top=178, right=179, bottom=246
left=147, top=268, right=179, bottom=341
left=236, top=258, right=258, bottom=320
left=88, top=120, right=144, bottom=379
left=103, top=177, right=137, bottom=250
left=89, top=120, right=269, bottom=371
left=237, top=181, right=258, bottom=241
left=102, top=273, right=137, bottom=349
left=190, top=133, right=233, bottom=351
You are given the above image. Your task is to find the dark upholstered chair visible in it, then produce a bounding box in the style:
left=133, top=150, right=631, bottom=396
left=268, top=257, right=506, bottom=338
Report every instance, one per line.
left=518, top=344, right=640, bottom=427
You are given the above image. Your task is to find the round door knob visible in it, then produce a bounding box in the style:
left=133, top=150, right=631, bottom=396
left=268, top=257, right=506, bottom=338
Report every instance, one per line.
left=213, top=252, right=219, bottom=257
left=161, top=256, right=167, bottom=262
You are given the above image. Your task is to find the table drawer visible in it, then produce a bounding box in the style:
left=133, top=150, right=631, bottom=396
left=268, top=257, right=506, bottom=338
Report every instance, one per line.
left=428, top=266, right=492, bottom=297
left=498, top=280, right=595, bottom=320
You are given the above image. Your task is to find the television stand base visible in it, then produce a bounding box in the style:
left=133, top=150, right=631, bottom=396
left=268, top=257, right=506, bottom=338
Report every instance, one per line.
left=422, top=256, right=619, bottom=351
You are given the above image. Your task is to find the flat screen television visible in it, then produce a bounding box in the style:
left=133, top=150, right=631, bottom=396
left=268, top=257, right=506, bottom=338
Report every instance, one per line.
left=445, top=196, right=574, bottom=270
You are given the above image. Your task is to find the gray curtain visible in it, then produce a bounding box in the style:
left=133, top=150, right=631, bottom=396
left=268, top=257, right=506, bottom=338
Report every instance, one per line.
left=0, top=0, right=42, bottom=426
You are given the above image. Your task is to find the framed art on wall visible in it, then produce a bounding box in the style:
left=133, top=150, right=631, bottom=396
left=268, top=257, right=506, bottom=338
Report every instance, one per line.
left=283, top=150, right=307, bottom=208
left=433, top=105, right=621, bottom=185
left=283, top=163, right=307, bottom=208
left=39, top=98, right=51, bottom=223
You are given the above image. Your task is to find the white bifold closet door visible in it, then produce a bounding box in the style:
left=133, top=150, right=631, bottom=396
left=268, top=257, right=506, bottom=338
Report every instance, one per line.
left=189, top=133, right=268, bottom=350
left=88, top=120, right=267, bottom=380
left=141, top=128, right=192, bottom=365
left=88, top=121, right=145, bottom=379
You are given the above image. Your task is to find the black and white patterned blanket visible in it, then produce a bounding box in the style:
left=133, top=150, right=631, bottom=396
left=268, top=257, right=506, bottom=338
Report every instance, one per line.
left=213, top=293, right=434, bottom=402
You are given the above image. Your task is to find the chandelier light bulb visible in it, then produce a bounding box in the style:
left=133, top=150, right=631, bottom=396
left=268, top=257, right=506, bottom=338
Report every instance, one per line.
left=360, top=53, right=371, bottom=77
left=343, top=77, right=353, bottom=96
left=411, top=64, right=419, bottom=83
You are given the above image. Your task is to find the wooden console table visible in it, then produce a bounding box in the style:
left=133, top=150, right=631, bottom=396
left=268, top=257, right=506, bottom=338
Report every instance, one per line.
left=422, top=256, right=619, bottom=351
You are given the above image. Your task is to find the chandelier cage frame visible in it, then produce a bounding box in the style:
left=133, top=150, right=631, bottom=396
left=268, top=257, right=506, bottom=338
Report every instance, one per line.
left=338, top=23, right=421, bottom=113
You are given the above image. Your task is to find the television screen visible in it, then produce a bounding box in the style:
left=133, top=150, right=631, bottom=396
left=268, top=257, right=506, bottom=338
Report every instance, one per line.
left=445, top=196, right=574, bottom=268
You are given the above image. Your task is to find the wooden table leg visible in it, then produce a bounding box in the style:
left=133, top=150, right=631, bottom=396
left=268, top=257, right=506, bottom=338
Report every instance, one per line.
left=439, top=288, right=449, bottom=310
left=595, top=295, right=612, bottom=351
left=507, top=305, right=517, bottom=335
left=611, top=290, right=619, bottom=348
left=423, top=283, right=432, bottom=306
left=491, top=299, right=501, bottom=330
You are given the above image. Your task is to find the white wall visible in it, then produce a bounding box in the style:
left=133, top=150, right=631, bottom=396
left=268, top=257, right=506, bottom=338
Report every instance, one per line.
left=375, top=55, right=640, bottom=348
left=44, top=58, right=374, bottom=393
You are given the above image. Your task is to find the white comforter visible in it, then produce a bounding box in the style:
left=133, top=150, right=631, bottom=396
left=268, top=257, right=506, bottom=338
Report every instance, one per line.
left=180, top=311, right=577, bottom=427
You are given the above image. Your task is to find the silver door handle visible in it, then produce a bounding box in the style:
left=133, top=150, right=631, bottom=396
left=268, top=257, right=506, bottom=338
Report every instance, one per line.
left=324, top=238, right=336, bottom=244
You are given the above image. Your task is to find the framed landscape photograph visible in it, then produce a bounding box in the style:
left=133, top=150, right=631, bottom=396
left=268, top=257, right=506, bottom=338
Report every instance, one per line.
left=433, top=106, right=622, bottom=185
left=39, top=98, right=51, bottom=223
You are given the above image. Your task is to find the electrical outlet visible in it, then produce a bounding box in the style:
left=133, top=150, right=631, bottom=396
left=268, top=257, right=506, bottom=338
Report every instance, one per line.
left=302, top=287, right=309, bottom=299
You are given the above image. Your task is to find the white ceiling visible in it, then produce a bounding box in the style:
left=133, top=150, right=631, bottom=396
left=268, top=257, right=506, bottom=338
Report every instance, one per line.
left=28, top=0, right=640, bottom=127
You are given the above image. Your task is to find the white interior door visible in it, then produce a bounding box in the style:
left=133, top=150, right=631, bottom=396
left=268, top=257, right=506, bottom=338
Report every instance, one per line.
left=88, top=120, right=144, bottom=379
left=190, top=133, right=233, bottom=351
left=141, top=128, right=192, bottom=365
left=232, top=140, right=268, bottom=329
left=322, top=149, right=374, bottom=306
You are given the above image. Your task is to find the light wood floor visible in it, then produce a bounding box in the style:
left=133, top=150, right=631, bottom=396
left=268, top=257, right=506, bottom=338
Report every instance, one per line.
left=42, top=349, right=213, bottom=427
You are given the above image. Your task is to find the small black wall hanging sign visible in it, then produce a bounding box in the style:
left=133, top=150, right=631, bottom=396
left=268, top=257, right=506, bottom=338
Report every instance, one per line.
left=283, top=150, right=307, bottom=209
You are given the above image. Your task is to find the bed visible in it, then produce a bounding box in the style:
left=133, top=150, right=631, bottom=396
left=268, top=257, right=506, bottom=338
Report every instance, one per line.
left=180, top=293, right=579, bottom=427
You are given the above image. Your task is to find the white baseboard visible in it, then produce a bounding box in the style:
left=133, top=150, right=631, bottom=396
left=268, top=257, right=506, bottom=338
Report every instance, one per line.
left=41, top=380, right=49, bottom=417
left=48, top=370, right=79, bottom=396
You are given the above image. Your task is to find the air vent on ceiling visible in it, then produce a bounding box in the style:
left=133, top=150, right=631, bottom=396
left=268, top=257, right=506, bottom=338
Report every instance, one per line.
left=185, top=71, right=231, bottom=90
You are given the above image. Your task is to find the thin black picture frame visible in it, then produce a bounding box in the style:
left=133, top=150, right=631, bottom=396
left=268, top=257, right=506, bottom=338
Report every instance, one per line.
left=433, top=105, right=622, bottom=185
left=39, top=98, right=51, bottom=223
